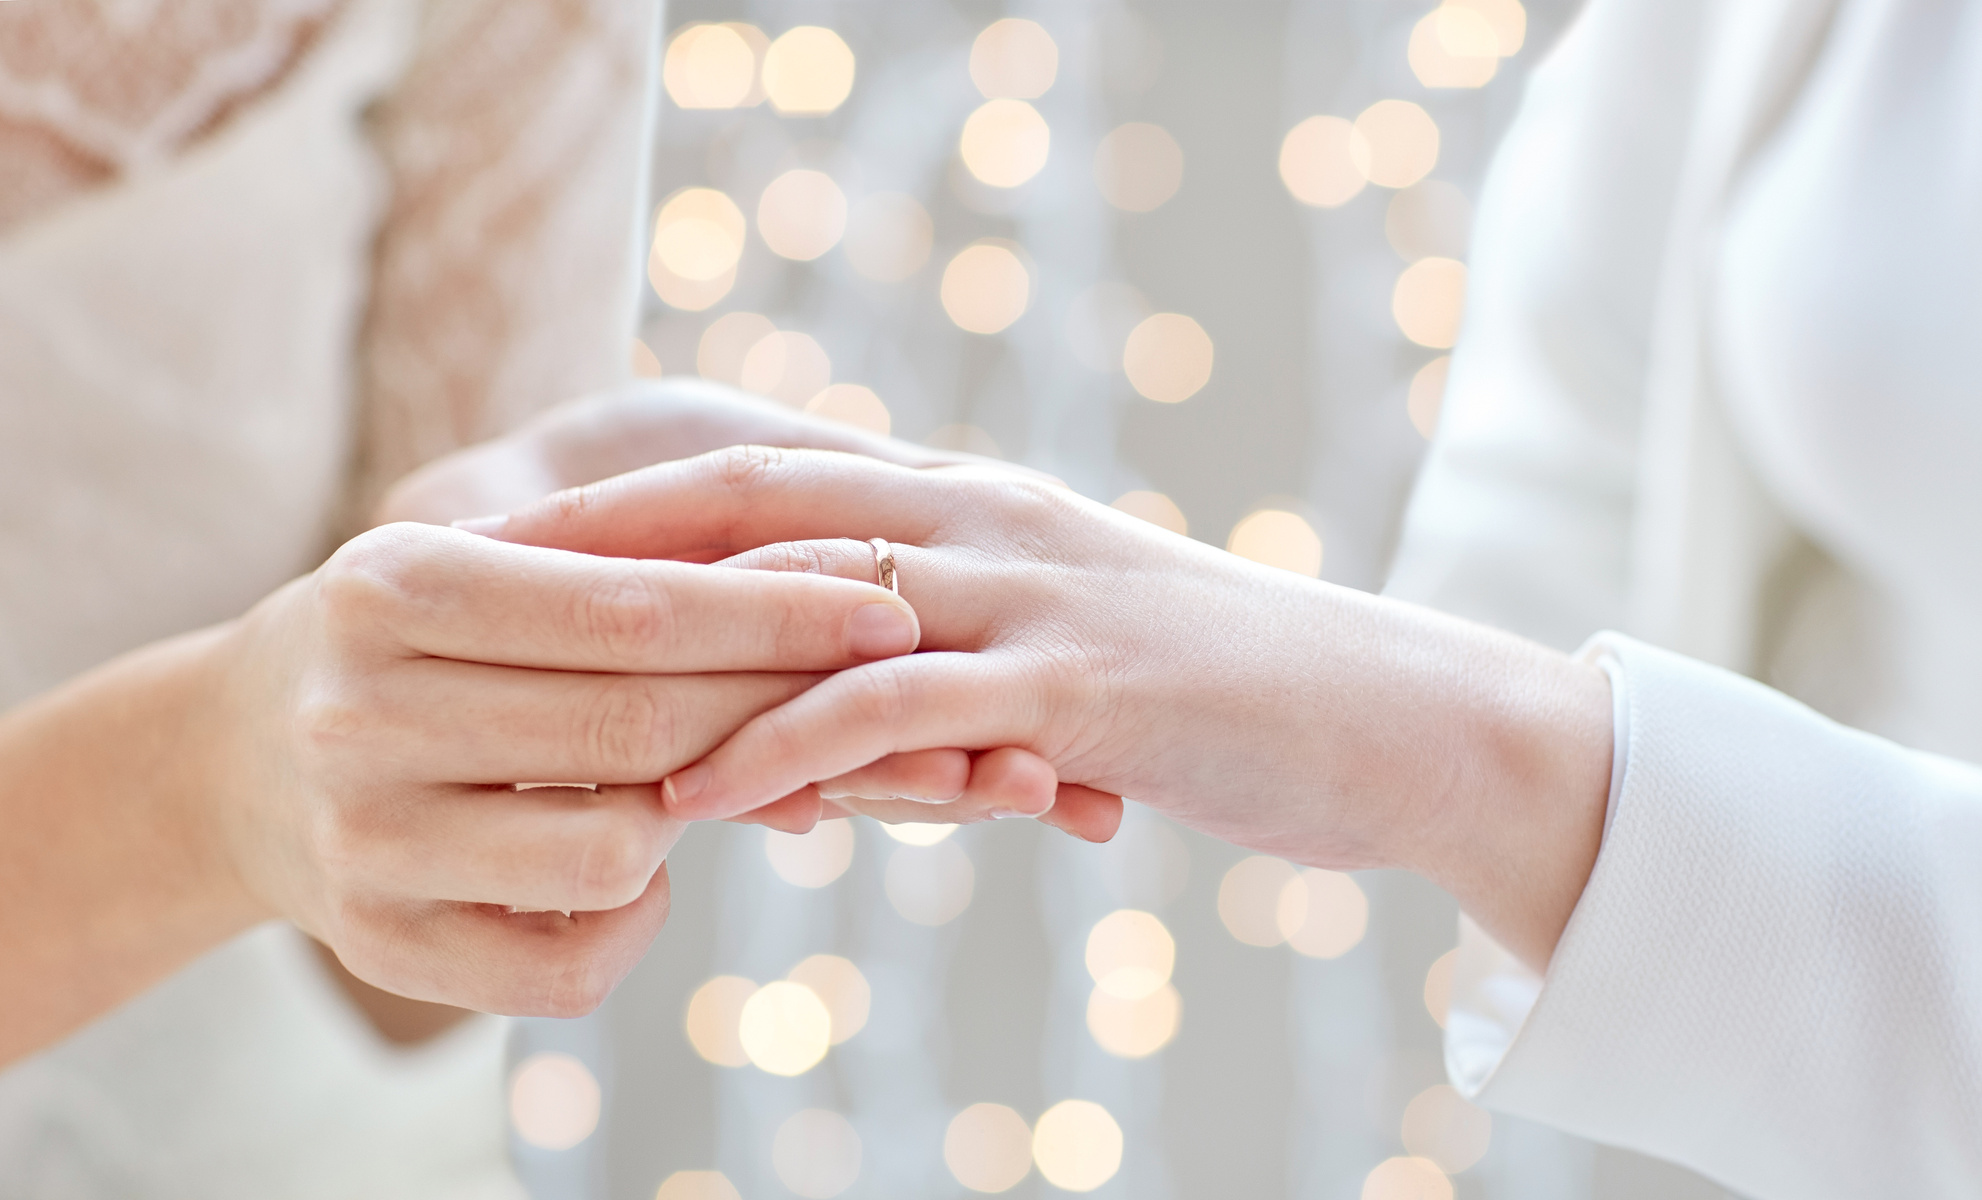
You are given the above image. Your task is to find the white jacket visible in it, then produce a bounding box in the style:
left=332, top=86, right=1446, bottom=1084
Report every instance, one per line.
left=1385, top=0, right=1982, bottom=1194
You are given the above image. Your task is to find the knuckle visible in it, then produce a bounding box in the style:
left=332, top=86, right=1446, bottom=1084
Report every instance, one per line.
left=583, top=679, right=673, bottom=778
left=708, top=443, right=786, bottom=499
left=316, top=526, right=426, bottom=638
left=539, top=953, right=618, bottom=1019
left=573, top=572, right=673, bottom=661
left=569, top=824, right=656, bottom=910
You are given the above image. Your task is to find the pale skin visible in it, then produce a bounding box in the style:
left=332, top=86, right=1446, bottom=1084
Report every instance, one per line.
left=476, top=445, right=1618, bottom=973
left=0, top=381, right=1087, bottom=1068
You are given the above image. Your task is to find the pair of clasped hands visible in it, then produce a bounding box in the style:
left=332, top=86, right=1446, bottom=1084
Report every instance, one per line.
left=226, top=380, right=1607, bottom=1017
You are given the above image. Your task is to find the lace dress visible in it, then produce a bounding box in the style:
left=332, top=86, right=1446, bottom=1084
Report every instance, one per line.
left=0, top=0, right=653, bottom=1191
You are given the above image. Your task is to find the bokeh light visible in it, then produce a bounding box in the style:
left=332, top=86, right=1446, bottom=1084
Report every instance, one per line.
left=773, top=1109, right=863, bottom=1199
left=630, top=338, right=664, bottom=378
left=509, top=1052, right=601, bottom=1151
left=764, top=818, right=855, bottom=888
left=805, top=383, right=891, bottom=435
left=1123, top=312, right=1214, bottom=403
left=738, top=979, right=832, bottom=1076
left=941, top=241, right=1032, bottom=334
left=969, top=18, right=1058, bottom=100
left=664, top=24, right=759, bottom=109
left=1393, top=257, right=1468, bottom=348
left=1408, top=8, right=1499, bottom=89
left=1218, top=855, right=1299, bottom=946
left=1385, top=180, right=1472, bottom=262
left=1361, top=1155, right=1454, bottom=1200
left=883, top=821, right=957, bottom=846
left=1408, top=356, right=1450, bottom=438
left=740, top=329, right=832, bottom=405
left=960, top=99, right=1052, bottom=188
left=1401, top=1084, right=1492, bottom=1172
left=1087, top=982, right=1182, bottom=1059
left=1065, top=281, right=1150, bottom=371
left=1031, top=1100, right=1123, bottom=1192
left=655, top=1170, right=743, bottom=1200
left=696, top=311, right=776, bottom=385
left=1227, top=509, right=1324, bottom=577
left=758, top=169, right=847, bottom=261
left=1454, top=0, right=1527, bottom=54
left=885, top=839, right=975, bottom=926
left=945, top=1103, right=1035, bottom=1193
left=1353, top=100, right=1440, bottom=189
left=1111, top=490, right=1188, bottom=536
left=1085, top=909, right=1175, bottom=999
left=787, top=954, right=871, bottom=1045
left=1280, top=115, right=1368, bottom=208
left=843, top=192, right=933, bottom=282
left=1275, top=868, right=1369, bottom=959
left=684, top=975, right=757, bottom=1067
left=762, top=27, right=855, bottom=115
left=649, top=187, right=746, bottom=311
left=1423, top=948, right=1457, bottom=1028
left=1095, top=122, right=1183, bottom=212
left=926, top=424, right=1004, bottom=458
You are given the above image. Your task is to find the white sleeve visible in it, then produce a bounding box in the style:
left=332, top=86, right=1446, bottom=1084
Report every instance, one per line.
left=1447, top=633, right=1982, bottom=1198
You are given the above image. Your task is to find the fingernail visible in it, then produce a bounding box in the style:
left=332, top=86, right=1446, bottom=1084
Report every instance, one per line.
left=452, top=514, right=508, bottom=537
left=663, top=764, right=710, bottom=810
left=846, top=602, right=917, bottom=658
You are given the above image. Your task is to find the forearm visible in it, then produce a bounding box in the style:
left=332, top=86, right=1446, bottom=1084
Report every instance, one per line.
left=0, top=626, right=263, bottom=1065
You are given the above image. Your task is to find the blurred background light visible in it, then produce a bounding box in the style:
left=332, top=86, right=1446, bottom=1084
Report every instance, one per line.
left=969, top=18, right=1059, bottom=100
left=1086, top=981, right=1182, bottom=1059
left=763, top=818, right=855, bottom=888
left=1275, top=867, right=1370, bottom=958
left=1031, top=1100, right=1123, bottom=1192
left=663, top=23, right=760, bottom=109
left=1084, top=909, right=1176, bottom=999
left=1123, top=312, right=1214, bottom=403
left=740, top=329, right=832, bottom=405
left=1227, top=509, right=1324, bottom=577
left=804, top=383, right=891, bottom=434
left=960, top=98, right=1052, bottom=188
left=761, top=27, right=855, bottom=115
left=772, top=1109, right=863, bottom=1198
left=1401, top=1084, right=1493, bottom=1172
left=1218, top=855, right=1300, bottom=947
left=884, top=838, right=974, bottom=925
left=1362, top=1155, right=1455, bottom=1200
left=654, top=1170, right=744, bottom=1200
left=882, top=821, right=956, bottom=846
left=1393, top=256, right=1469, bottom=348
left=1353, top=100, right=1441, bottom=188
left=842, top=192, right=934, bottom=282
left=738, top=980, right=832, bottom=1076
left=684, top=975, right=757, bottom=1067
left=1423, top=947, right=1458, bottom=1029
left=785, top=954, right=871, bottom=1045
left=944, top=1103, right=1035, bottom=1192
left=1095, top=122, right=1184, bottom=212
left=630, top=337, right=665, bottom=378
left=696, top=310, right=776, bottom=384
left=1280, top=115, right=1369, bottom=208
left=1065, top=281, right=1151, bottom=371
left=1408, top=356, right=1451, bottom=439
left=1409, top=7, right=1500, bottom=88
left=509, top=1052, right=602, bottom=1151
left=757, top=168, right=847, bottom=260
left=1110, top=489, right=1188, bottom=536
left=941, top=241, right=1032, bottom=333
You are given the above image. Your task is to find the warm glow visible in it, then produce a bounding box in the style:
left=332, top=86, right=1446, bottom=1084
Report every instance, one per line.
left=1401, top=1084, right=1492, bottom=1173
left=1424, top=947, right=1457, bottom=1028
left=1279, top=115, right=1368, bottom=208
left=1227, top=509, right=1323, bottom=577
left=1111, top=490, right=1188, bottom=536
left=758, top=169, right=847, bottom=261
left=664, top=24, right=758, bottom=109
left=1453, top=0, right=1527, bottom=54
left=945, top=1103, right=1035, bottom=1193
left=655, top=1171, right=743, bottom=1200
left=788, top=954, right=871, bottom=1045
left=885, top=839, right=975, bottom=926
left=843, top=192, right=933, bottom=282
left=960, top=99, right=1052, bottom=188
left=1385, top=181, right=1472, bottom=262
left=1361, top=1155, right=1454, bottom=1200
left=1065, top=282, right=1150, bottom=372
left=1085, top=909, right=1175, bottom=1000
left=1218, top=856, right=1299, bottom=946
left=1393, top=257, right=1468, bottom=349
left=1408, top=357, right=1450, bottom=439
left=1087, top=982, right=1182, bottom=1059
left=970, top=18, right=1058, bottom=100
left=762, top=27, right=855, bottom=115
left=774, top=1109, right=863, bottom=1199
left=1123, top=312, right=1213, bottom=403
left=630, top=338, right=664, bottom=378
left=883, top=821, right=956, bottom=846
left=1095, top=122, right=1183, bottom=212
left=805, top=384, right=891, bottom=435
left=1031, top=1100, right=1123, bottom=1192
left=1408, top=8, right=1499, bottom=89
left=926, top=424, right=1004, bottom=458
left=764, top=818, right=855, bottom=888
left=1353, top=100, right=1440, bottom=189
left=697, top=311, right=776, bottom=385
left=741, top=330, right=833, bottom=406
left=941, top=241, right=1032, bottom=334
left=738, top=980, right=833, bottom=1076
left=509, top=1052, right=601, bottom=1151
left=650, top=188, right=746, bottom=310
left=685, top=975, right=757, bottom=1067
left=1275, top=868, right=1369, bottom=958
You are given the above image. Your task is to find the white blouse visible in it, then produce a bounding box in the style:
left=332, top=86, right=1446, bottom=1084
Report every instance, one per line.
left=1388, top=0, right=1982, bottom=1195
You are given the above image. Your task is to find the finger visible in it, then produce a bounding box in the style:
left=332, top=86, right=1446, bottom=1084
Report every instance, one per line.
left=363, top=659, right=820, bottom=784
left=477, top=444, right=1060, bottom=562
left=1039, top=785, right=1126, bottom=843
left=660, top=654, right=1039, bottom=821
left=718, top=538, right=1005, bottom=652
left=332, top=783, right=684, bottom=912
left=720, top=788, right=825, bottom=833
left=322, top=521, right=919, bottom=673
left=817, top=748, right=972, bottom=804
left=326, top=865, right=672, bottom=1018
left=813, top=746, right=1059, bottom=826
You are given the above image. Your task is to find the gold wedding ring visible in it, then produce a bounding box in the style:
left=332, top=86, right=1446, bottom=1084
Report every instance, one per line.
left=869, top=537, right=898, bottom=594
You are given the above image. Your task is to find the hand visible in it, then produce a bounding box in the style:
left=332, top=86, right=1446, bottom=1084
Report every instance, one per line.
left=198, top=519, right=929, bottom=1014
left=476, top=447, right=1615, bottom=970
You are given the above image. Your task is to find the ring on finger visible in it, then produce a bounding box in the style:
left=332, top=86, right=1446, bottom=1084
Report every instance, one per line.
left=869, top=537, right=898, bottom=594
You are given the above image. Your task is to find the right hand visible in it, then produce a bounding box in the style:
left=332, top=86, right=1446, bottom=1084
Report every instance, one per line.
left=198, top=519, right=932, bottom=1016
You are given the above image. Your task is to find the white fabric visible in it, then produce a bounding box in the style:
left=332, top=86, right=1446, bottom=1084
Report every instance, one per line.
left=1388, top=0, right=1982, bottom=1194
